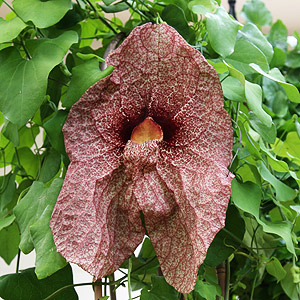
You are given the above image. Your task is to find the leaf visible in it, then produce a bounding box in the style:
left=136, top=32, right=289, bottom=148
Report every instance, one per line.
left=0, top=215, right=15, bottom=231
left=248, top=112, right=276, bottom=144
left=140, top=276, right=178, bottom=300
left=285, top=51, right=300, bottom=69
left=238, top=120, right=262, bottom=159
left=241, top=0, right=272, bottom=27
left=250, top=64, right=300, bottom=103
left=43, top=110, right=68, bottom=154
left=281, top=264, right=299, bottom=300
left=194, top=280, right=221, bottom=300
left=204, top=205, right=245, bottom=267
left=0, top=31, right=78, bottom=126
left=226, top=39, right=269, bottom=75
left=208, top=60, right=228, bottom=73
left=0, top=16, right=26, bottom=43
left=0, top=265, right=78, bottom=300
left=39, top=150, right=61, bottom=183
left=99, top=2, right=129, bottom=13
left=13, top=147, right=39, bottom=178
left=221, top=76, right=245, bottom=102
left=14, top=179, right=63, bottom=255
left=245, top=80, right=272, bottom=127
left=260, top=162, right=297, bottom=202
left=268, top=20, right=288, bottom=51
left=239, top=23, right=273, bottom=63
left=63, top=59, right=114, bottom=109
left=231, top=179, right=296, bottom=256
left=273, top=132, right=300, bottom=164
left=30, top=197, right=67, bottom=278
left=266, top=257, right=287, bottom=282
left=0, top=222, right=20, bottom=265
left=270, top=47, right=286, bottom=68
left=188, top=0, right=217, bottom=15
left=13, top=0, right=72, bottom=28
left=206, top=7, right=239, bottom=57
left=2, top=119, right=19, bottom=147
left=0, top=172, right=17, bottom=218
left=223, top=60, right=245, bottom=86
left=161, top=4, right=190, bottom=41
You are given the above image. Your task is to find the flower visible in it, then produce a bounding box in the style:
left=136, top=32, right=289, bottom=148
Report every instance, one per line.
left=50, top=23, right=233, bottom=293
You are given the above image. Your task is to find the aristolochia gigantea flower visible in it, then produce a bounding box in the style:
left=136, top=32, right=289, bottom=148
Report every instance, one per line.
left=50, top=23, right=234, bottom=293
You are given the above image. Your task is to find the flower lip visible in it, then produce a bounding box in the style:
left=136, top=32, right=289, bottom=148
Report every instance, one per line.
left=130, top=116, right=163, bottom=144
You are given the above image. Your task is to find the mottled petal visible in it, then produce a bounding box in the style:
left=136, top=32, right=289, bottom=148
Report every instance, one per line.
left=50, top=158, right=145, bottom=278
left=153, top=159, right=233, bottom=293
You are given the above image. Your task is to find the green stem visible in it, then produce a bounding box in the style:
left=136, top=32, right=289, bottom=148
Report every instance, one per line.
left=222, top=228, right=258, bottom=257
left=250, top=271, right=258, bottom=300
left=15, top=249, right=21, bottom=273
left=85, top=0, right=118, bottom=34
left=128, top=257, right=132, bottom=300
left=20, top=38, right=31, bottom=59
left=2, top=0, right=26, bottom=23
left=14, top=147, right=21, bottom=166
left=123, top=0, right=148, bottom=20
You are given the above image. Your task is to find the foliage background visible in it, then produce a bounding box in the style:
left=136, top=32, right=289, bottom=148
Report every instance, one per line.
left=0, top=0, right=300, bottom=299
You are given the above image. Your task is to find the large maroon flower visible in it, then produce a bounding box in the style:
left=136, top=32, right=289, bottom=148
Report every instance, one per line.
left=50, top=23, right=233, bottom=293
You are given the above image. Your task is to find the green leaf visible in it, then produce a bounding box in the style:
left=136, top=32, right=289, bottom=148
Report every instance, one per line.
left=2, top=119, right=19, bottom=147
left=76, top=52, right=105, bottom=62
left=14, top=179, right=63, bottom=255
left=285, top=51, right=300, bottom=69
left=273, top=132, right=300, bottom=164
left=39, top=150, right=61, bottom=183
left=0, top=264, right=78, bottom=300
left=0, top=222, right=20, bottom=265
left=13, top=147, right=39, bottom=178
left=226, top=39, right=269, bottom=75
left=250, top=64, right=300, bottom=103
left=245, top=80, right=272, bottom=127
left=241, top=0, right=272, bottom=27
left=268, top=20, right=288, bottom=52
left=270, top=47, right=286, bottom=68
left=30, top=186, right=67, bottom=278
left=0, top=17, right=26, bottom=43
left=161, top=4, right=190, bottom=41
left=221, top=76, right=245, bottom=102
left=231, top=179, right=296, bottom=256
left=188, top=0, right=217, bottom=15
left=0, top=215, right=15, bottom=231
left=238, top=120, right=262, bottom=159
left=264, top=152, right=289, bottom=173
left=194, top=279, right=221, bottom=300
left=260, top=162, right=297, bottom=202
left=205, top=205, right=245, bottom=267
left=249, top=112, right=276, bottom=143
left=13, top=0, right=72, bottom=28
left=43, top=110, right=68, bottom=154
left=0, top=31, right=78, bottom=126
left=140, top=276, right=178, bottom=300
left=208, top=60, right=228, bottom=74
left=206, top=7, right=239, bottom=57
left=223, top=61, right=245, bottom=86
left=99, top=2, right=129, bottom=13
left=281, top=264, right=299, bottom=300
left=239, top=23, right=273, bottom=63
left=0, top=172, right=17, bottom=217
left=266, top=257, right=287, bottom=282
left=63, top=59, right=113, bottom=108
